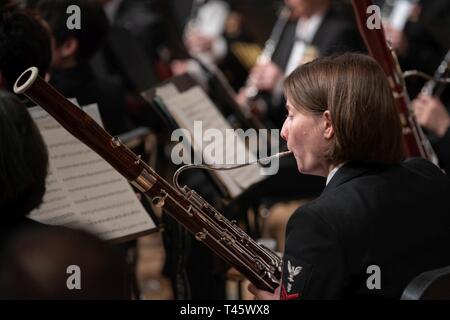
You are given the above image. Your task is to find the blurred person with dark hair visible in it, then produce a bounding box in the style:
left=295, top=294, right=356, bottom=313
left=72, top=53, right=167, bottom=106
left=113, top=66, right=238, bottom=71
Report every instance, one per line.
left=36, top=0, right=129, bottom=135
left=37, top=0, right=108, bottom=66
left=0, top=90, right=48, bottom=236
left=0, top=4, right=52, bottom=91
left=98, top=0, right=164, bottom=63
left=0, top=90, right=128, bottom=299
left=0, top=226, right=126, bottom=299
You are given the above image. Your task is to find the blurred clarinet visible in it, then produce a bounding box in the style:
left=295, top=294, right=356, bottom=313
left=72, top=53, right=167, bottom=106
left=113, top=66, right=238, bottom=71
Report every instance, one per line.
left=422, top=49, right=450, bottom=97
left=243, top=5, right=291, bottom=102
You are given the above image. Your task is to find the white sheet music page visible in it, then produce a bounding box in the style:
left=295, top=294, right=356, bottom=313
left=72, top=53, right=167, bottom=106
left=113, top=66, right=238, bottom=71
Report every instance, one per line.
left=155, top=83, right=180, bottom=100
left=28, top=103, right=156, bottom=241
left=161, top=86, right=263, bottom=198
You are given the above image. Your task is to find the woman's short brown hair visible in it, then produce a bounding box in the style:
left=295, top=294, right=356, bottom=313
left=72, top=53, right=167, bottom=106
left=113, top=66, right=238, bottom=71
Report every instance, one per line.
left=284, top=53, right=403, bottom=165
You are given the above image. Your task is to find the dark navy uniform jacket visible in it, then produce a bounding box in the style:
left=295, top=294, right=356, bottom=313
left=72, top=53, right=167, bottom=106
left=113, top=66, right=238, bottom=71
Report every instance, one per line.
left=281, top=158, right=450, bottom=300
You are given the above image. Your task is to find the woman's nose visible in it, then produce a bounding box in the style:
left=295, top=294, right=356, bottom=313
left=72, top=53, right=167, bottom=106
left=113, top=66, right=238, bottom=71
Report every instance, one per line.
left=281, top=120, right=288, bottom=141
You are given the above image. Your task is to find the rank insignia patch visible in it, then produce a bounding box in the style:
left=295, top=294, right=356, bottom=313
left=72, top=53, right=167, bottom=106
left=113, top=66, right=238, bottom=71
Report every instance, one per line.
left=281, top=255, right=312, bottom=299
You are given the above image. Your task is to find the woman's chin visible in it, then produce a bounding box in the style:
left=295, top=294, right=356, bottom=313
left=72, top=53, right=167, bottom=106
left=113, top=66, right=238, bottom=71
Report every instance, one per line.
left=296, top=159, right=317, bottom=176
left=295, top=159, right=307, bottom=174
left=297, top=161, right=327, bottom=177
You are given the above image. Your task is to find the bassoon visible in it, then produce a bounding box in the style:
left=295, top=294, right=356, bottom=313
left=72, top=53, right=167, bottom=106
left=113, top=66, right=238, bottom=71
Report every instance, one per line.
left=14, top=67, right=282, bottom=292
left=351, top=0, right=438, bottom=163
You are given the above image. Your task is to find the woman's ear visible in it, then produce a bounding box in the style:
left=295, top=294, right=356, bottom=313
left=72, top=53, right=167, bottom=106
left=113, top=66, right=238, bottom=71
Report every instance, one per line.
left=52, top=37, right=78, bottom=68
left=323, top=110, right=334, bottom=140
left=60, top=37, right=78, bottom=58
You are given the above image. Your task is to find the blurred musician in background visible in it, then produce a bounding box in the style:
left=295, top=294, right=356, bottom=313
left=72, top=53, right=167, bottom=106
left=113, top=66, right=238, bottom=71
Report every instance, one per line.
left=36, top=0, right=129, bottom=135
left=0, top=226, right=127, bottom=299
left=170, top=0, right=230, bottom=88
left=98, top=0, right=165, bottom=68
left=0, top=3, right=52, bottom=92
left=0, top=90, right=49, bottom=236
left=383, top=0, right=450, bottom=173
left=236, top=0, right=364, bottom=128
left=0, top=90, right=127, bottom=300
left=381, top=0, right=450, bottom=98
left=412, top=94, right=450, bottom=173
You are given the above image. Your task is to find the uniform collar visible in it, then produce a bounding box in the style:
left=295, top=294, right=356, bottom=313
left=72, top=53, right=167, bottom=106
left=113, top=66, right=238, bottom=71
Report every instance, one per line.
left=325, top=162, right=346, bottom=186
left=322, top=161, right=389, bottom=195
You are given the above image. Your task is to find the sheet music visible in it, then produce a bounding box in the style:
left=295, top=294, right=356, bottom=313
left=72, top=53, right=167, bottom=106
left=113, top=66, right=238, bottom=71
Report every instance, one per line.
left=162, top=86, right=264, bottom=198
left=28, top=103, right=156, bottom=241
left=156, top=83, right=180, bottom=101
